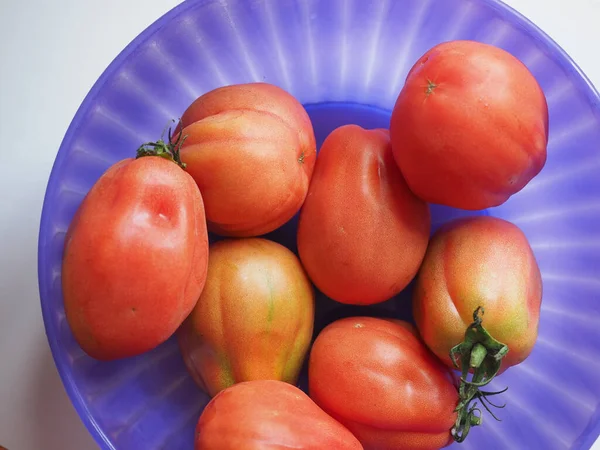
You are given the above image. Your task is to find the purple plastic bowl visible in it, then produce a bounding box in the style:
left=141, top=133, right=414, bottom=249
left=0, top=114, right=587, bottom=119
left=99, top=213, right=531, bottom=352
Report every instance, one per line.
left=38, top=0, right=600, bottom=449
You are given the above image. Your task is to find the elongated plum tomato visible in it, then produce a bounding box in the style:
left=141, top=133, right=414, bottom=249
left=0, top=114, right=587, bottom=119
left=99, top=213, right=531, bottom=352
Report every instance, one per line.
left=62, top=152, right=209, bottom=360
left=175, top=82, right=316, bottom=237
left=195, top=380, right=363, bottom=450
left=390, top=40, right=548, bottom=210
left=413, top=216, right=542, bottom=373
left=309, top=317, right=458, bottom=450
left=178, top=238, right=314, bottom=397
left=297, top=125, right=430, bottom=305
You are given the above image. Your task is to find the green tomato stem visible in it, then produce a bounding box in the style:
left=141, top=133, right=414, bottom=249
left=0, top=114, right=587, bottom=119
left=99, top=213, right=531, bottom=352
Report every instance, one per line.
left=135, top=119, right=187, bottom=169
left=470, top=343, right=488, bottom=369
left=450, top=307, right=509, bottom=443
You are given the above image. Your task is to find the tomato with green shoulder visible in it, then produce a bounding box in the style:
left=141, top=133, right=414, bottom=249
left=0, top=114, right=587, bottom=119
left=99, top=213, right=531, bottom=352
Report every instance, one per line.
left=178, top=238, right=315, bottom=397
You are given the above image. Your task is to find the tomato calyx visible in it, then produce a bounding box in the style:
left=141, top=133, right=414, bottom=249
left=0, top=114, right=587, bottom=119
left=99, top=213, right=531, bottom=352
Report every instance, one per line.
left=425, top=79, right=438, bottom=97
left=136, top=119, right=187, bottom=169
left=450, top=307, right=509, bottom=443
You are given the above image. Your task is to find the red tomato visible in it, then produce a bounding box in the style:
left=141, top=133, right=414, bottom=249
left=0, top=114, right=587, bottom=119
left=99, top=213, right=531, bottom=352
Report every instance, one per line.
left=177, top=82, right=316, bottom=237
left=195, top=380, right=363, bottom=450
left=62, top=155, right=209, bottom=360
left=390, top=40, right=548, bottom=210
left=413, top=216, right=542, bottom=373
left=309, top=317, right=458, bottom=450
left=297, top=125, right=430, bottom=305
left=178, top=238, right=314, bottom=397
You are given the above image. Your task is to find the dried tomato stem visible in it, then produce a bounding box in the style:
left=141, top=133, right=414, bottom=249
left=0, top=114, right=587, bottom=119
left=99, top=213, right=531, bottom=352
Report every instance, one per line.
left=136, top=119, right=187, bottom=169
left=450, top=307, right=509, bottom=443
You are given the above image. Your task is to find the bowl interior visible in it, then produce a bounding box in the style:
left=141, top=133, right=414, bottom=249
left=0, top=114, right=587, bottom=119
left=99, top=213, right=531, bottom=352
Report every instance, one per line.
left=39, top=0, right=600, bottom=449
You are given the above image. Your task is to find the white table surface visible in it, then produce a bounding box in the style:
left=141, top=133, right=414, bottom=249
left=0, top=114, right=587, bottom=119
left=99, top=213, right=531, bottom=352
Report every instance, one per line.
left=1, top=0, right=599, bottom=449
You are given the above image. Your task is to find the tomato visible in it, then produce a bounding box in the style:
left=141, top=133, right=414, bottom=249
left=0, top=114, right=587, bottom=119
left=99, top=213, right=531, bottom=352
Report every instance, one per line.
left=390, top=40, right=548, bottom=210
left=413, top=216, right=542, bottom=374
left=176, top=82, right=316, bottom=237
left=308, top=317, right=458, bottom=450
left=178, top=238, right=314, bottom=397
left=297, top=125, right=430, bottom=305
left=195, top=380, right=363, bottom=450
left=62, top=150, right=209, bottom=360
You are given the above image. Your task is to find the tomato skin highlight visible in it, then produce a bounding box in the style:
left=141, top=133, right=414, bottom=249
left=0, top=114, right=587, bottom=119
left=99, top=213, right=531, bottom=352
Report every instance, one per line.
left=177, top=82, right=316, bottom=237
left=309, top=317, right=458, bottom=450
left=297, top=125, right=430, bottom=305
left=178, top=238, right=315, bottom=397
left=62, top=156, right=209, bottom=361
left=390, top=40, right=548, bottom=210
left=195, top=380, right=363, bottom=450
left=413, top=216, right=542, bottom=373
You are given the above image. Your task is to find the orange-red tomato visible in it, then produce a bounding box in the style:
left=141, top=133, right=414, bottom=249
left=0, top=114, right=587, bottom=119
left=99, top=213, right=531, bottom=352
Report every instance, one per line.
left=390, top=40, right=548, bottom=210
left=297, top=125, right=430, bottom=305
left=309, top=317, right=458, bottom=450
left=178, top=238, right=314, bottom=397
left=195, top=380, right=363, bottom=450
left=177, top=82, right=316, bottom=237
left=413, top=216, right=542, bottom=372
left=62, top=156, right=208, bottom=360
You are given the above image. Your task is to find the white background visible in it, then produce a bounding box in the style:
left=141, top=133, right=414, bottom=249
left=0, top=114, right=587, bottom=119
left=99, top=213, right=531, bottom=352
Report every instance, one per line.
left=0, top=0, right=599, bottom=449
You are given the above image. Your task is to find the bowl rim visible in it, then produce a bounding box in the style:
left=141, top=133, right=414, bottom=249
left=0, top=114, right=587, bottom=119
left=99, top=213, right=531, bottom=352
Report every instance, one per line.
left=37, top=0, right=600, bottom=449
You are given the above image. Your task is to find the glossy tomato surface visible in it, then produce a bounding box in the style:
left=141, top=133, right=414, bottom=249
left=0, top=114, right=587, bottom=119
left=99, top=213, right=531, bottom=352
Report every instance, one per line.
left=62, top=156, right=209, bottom=360
left=390, top=40, right=548, bottom=210
left=195, top=380, right=363, bottom=450
left=178, top=238, right=314, bottom=397
left=309, top=317, right=458, bottom=450
left=177, top=82, right=316, bottom=237
left=413, top=216, right=542, bottom=372
left=297, top=125, right=430, bottom=305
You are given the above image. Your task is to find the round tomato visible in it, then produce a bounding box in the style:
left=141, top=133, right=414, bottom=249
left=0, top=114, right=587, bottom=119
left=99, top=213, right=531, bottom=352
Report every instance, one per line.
left=390, top=40, right=548, bottom=210
left=176, top=82, right=316, bottom=237
left=297, top=125, right=430, bottom=305
left=62, top=150, right=209, bottom=360
left=195, top=380, right=363, bottom=450
left=308, top=317, right=458, bottom=450
left=178, top=238, right=314, bottom=397
left=413, top=216, right=542, bottom=374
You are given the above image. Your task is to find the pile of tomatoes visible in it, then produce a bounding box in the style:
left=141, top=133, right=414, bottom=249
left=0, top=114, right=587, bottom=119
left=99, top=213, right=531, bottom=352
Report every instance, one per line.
left=62, top=40, right=547, bottom=450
